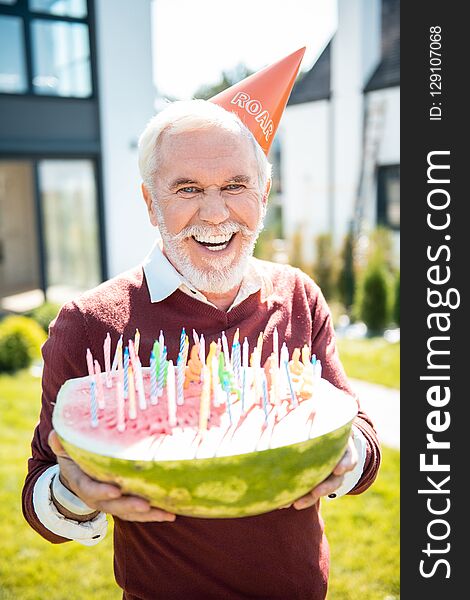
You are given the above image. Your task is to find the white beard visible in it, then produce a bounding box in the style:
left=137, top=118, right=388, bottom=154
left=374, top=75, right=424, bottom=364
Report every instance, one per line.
left=153, top=203, right=264, bottom=294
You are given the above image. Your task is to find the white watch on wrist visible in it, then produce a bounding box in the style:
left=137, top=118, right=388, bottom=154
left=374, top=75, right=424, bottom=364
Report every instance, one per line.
left=51, top=473, right=96, bottom=516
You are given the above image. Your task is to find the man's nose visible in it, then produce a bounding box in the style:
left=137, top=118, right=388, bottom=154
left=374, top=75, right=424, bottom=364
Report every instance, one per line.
left=198, top=189, right=230, bottom=225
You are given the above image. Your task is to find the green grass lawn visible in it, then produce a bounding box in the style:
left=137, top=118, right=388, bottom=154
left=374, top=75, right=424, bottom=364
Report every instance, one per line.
left=337, top=338, right=400, bottom=389
left=0, top=370, right=399, bottom=599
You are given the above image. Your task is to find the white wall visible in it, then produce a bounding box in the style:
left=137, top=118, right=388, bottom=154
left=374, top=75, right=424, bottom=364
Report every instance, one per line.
left=281, top=101, right=330, bottom=264
left=369, top=87, right=400, bottom=166
left=95, top=0, right=157, bottom=277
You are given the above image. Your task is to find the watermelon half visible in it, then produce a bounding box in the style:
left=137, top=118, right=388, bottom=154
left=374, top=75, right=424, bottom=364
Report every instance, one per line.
left=53, top=370, right=357, bottom=518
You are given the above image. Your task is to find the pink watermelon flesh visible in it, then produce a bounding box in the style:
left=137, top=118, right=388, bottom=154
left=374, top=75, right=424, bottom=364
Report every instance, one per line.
left=53, top=370, right=357, bottom=518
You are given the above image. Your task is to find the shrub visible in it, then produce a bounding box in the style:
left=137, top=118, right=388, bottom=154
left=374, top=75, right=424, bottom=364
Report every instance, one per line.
left=313, top=233, right=336, bottom=300
left=393, top=272, right=400, bottom=326
left=0, top=316, right=47, bottom=373
left=356, top=264, right=391, bottom=334
left=26, top=301, right=61, bottom=332
left=337, top=230, right=356, bottom=311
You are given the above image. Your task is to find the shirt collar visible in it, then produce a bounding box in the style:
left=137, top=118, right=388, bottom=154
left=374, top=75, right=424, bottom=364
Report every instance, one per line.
left=142, top=239, right=271, bottom=311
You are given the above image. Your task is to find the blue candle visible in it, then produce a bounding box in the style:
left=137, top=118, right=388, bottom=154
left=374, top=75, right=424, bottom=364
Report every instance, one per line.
left=284, top=360, right=298, bottom=407
left=123, top=347, right=129, bottom=399
left=90, top=380, right=98, bottom=428
left=150, top=350, right=158, bottom=405
left=179, top=327, right=186, bottom=358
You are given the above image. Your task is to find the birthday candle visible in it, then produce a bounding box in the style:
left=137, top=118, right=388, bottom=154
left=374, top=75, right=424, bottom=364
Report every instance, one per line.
left=242, top=337, right=249, bottom=369
left=256, top=331, right=264, bottom=361
left=128, top=339, right=137, bottom=369
left=192, top=329, right=199, bottom=346
left=90, top=381, right=98, bottom=428
left=211, top=355, right=220, bottom=407
left=123, top=347, right=129, bottom=399
left=223, top=376, right=232, bottom=425
left=128, top=363, right=137, bottom=419
left=134, top=328, right=141, bottom=357
left=221, top=331, right=231, bottom=368
left=94, top=359, right=106, bottom=410
left=233, top=342, right=241, bottom=387
left=262, top=374, right=269, bottom=423
left=241, top=366, right=247, bottom=412
left=231, top=328, right=240, bottom=367
left=111, top=335, right=123, bottom=372
left=150, top=350, right=158, bottom=405
left=176, top=356, right=185, bottom=406
left=179, top=327, right=186, bottom=358
left=279, top=342, right=289, bottom=393
left=182, top=336, right=189, bottom=367
left=198, top=365, right=211, bottom=432
left=86, top=348, right=95, bottom=378
left=199, top=334, right=205, bottom=379
left=135, top=358, right=147, bottom=410
left=301, top=344, right=311, bottom=366
left=116, top=380, right=125, bottom=432
left=284, top=360, right=299, bottom=407
left=273, top=327, right=279, bottom=369
left=159, top=330, right=164, bottom=352
left=314, top=359, right=322, bottom=380
left=167, top=360, right=177, bottom=427
left=157, top=346, right=166, bottom=396
left=104, top=333, right=112, bottom=388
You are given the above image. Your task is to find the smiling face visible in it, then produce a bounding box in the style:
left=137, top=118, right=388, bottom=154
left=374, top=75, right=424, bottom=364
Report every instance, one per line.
left=143, top=126, right=268, bottom=294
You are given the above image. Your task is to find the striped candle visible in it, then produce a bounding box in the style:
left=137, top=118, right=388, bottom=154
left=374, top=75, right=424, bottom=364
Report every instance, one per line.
left=157, top=346, right=166, bottom=396
left=284, top=360, right=298, bottom=407
left=232, top=341, right=241, bottom=386
left=179, top=327, right=186, bottom=357
left=104, top=333, right=112, bottom=388
left=90, top=380, right=98, bottom=428
left=176, top=356, right=185, bottom=406
left=150, top=350, right=158, bottom=405
left=123, top=347, right=129, bottom=399
left=167, top=360, right=177, bottom=427
left=262, top=374, right=269, bottom=423
left=116, top=380, right=125, bottom=432
left=94, top=359, right=106, bottom=410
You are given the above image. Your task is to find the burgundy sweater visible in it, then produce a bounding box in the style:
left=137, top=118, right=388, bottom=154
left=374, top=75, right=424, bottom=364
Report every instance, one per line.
left=22, top=261, right=381, bottom=600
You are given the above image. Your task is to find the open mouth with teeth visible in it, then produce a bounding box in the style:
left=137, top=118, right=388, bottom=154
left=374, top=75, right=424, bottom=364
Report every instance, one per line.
left=191, top=232, right=236, bottom=251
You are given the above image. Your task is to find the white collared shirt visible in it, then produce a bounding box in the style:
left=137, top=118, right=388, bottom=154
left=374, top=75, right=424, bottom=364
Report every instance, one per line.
left=142, top=239, right=272, bottom=311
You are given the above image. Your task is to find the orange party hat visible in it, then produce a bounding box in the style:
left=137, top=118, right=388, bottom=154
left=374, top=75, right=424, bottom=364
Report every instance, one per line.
left=210, top=47, right=305, bottom=155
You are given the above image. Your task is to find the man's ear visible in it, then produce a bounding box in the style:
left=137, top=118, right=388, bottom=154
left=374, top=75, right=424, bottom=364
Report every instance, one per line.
left=262, top=179, right=272, bottom=205
left=142, top=183, right=158, bottom=227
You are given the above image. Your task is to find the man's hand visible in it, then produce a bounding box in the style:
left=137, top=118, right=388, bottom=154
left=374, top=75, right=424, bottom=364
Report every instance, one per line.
left=281, top=435, right=358, bottom=511
left=48, top=430, right=176, bottom=523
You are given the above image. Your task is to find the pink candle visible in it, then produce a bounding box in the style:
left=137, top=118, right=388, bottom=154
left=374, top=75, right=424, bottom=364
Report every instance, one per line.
left=94, top=359, right=106, bottom=410
left=86, top=348, right=95, bottom=378
left=104, top=333, right=112, bottom=388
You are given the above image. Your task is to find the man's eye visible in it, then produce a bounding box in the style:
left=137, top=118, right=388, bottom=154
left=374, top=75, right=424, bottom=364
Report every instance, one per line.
left=224, top=184, right=245, bottom=192
left=178, top=187, right=200, bottom=194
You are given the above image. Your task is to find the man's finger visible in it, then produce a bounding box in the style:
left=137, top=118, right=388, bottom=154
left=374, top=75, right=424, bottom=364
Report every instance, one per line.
left=64, top=468, right=122, bottom=504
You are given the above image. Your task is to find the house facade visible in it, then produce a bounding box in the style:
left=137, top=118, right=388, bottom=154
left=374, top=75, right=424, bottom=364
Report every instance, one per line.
left=0, top=0, right=156, bottom=311
left=281, top=0, right=400, bottom=265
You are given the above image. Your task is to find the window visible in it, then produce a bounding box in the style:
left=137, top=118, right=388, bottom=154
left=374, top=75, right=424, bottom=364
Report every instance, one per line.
left=0, top=16, right=27, bottom=93
left=0, top=0, right=92, bottom=97
left=31, top=19, right=91, bottom=96
left=29, top=0, right=87, bottom=19
left=38, top=159, right=101, bottom=295
left=377, top=165, right=400, bottom=230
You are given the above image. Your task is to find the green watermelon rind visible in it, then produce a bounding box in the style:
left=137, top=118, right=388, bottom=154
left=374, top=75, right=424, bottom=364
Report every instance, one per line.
left=58, top=419, right=353, bottom=518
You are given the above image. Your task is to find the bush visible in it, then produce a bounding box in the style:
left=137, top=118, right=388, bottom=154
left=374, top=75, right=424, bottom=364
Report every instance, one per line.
left=0, top=316, right=47, bottom=373
left=356, top=264, right=391, bottom=334
left=393, top=272, right=400, bottom=326
left=313, top=233, right=336, bottom=300
left=337, top=230, right=356, bottom=311
left=26, top=301, right=61, bottom=332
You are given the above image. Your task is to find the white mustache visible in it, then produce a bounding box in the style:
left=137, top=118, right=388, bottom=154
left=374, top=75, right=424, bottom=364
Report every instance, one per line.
left=171, top=221, right=255, bottom=242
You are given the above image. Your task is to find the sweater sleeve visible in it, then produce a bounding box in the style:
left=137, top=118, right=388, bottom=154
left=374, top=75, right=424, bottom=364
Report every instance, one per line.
left=309, top=286, right=382, bottom=496
left=22, top=301, right=92, bottom=543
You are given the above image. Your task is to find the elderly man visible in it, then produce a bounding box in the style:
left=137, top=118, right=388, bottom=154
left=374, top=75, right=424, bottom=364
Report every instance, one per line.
left=22, top=53, right=381, bottom=600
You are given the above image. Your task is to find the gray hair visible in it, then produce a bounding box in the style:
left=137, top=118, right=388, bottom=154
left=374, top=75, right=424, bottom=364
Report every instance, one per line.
left=138, top=99, right=272, bottom=197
